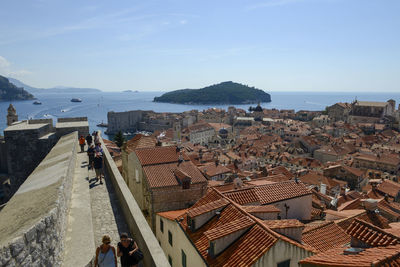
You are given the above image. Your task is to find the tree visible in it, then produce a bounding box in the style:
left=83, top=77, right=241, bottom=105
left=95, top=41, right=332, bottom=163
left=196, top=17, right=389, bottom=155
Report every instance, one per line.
left=114, top=131, right=125, bottom=147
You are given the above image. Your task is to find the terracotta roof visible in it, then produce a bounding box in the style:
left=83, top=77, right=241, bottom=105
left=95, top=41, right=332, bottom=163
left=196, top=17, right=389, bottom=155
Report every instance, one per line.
left=204, top=216, right=255, bottom=241
left=253, top=181, right=311, bottom=205
left=242, top=205, right=281, bottom=213
left=223, top=187, right=259, bottom=205
left=299, top=244, right=400, bottom=267
left=142, top=160, right=207, bottom=188
left=346, top=219, right=400, bottom=247
left=157, top=209, right=188, bottom=221
left=125, top=134, right=156, bottom=153
left=222, top=181, right=311, bottom=206
left=135, top=146, right=189, bottom=166
left=302, top=221, right=350, bottom=252
left=187, top=198, right=229, bottom=218
left=377, top=180, right=400, bottom=198
left=198, top=163, right=231, bottom=177
left=262, top=219, right=304, bottom=229
left=179, top=189, right=315, bottom=267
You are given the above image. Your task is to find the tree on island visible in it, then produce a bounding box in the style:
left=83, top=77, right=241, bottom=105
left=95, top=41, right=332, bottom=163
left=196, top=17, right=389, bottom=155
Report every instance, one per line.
left=114, top=131, right=125, bottom=147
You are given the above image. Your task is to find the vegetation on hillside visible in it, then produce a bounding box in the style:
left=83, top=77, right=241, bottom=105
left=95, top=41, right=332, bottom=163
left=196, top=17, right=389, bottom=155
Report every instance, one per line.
left=0, top=75, right=35, bottom=101
left=153, top=81, right=271, bottom=104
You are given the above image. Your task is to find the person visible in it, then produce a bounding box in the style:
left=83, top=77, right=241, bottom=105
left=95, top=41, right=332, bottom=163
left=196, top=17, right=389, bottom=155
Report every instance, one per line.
left=94, top=152, right=104, bottom=184
left=79, top=135, right=86, bottom=153
left=117, top=233, right=140, bottom=267
left=86, top=133, right=93, bottom=147
left=87, top=144, right=95, bottom=170
left=94, top=131, right=100, bottom=144
left=94, top=235, right=117, bottom=267
left=95, top=142, right=104, bottom=154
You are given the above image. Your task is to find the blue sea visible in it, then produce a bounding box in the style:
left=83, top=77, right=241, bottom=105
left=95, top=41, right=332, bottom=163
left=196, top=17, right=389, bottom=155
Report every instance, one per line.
left=1, top=91, right=399, bottom=139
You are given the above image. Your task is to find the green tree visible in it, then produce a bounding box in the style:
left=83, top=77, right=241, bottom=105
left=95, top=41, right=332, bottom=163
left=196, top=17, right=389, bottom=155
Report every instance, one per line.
left=114, top=131, right=125, bottom=147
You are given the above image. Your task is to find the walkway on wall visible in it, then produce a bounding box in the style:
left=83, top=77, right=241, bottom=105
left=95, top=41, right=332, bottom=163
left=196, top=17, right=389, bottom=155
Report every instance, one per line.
left=89, top=158, right=130, bottom=265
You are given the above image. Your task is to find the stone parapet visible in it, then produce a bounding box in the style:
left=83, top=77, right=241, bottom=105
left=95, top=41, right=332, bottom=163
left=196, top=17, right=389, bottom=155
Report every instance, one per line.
left=0, top=131, right=78, bottom=267
left=99, top=135, right=170, bottom=267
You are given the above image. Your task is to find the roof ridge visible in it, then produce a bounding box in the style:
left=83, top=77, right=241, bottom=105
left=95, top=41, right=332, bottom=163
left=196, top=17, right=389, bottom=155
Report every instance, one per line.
left=302, top=221, right=334, bottom=234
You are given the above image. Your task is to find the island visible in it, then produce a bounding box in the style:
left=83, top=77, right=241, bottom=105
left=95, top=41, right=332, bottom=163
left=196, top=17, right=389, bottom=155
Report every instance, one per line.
left=0, top=75, right=35, bottom=101
left=153, top=81, right=271, bottom=104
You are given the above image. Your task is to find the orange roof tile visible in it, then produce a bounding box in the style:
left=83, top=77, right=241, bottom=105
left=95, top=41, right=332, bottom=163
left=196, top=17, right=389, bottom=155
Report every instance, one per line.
left=262, top=219, right=304, bottom=229
left=143, top=160, right=206, bottom=188
left=157, top=209, right=188, bottom=221
left=135, top=146, right=189, bottom=166
left=299, top=245, right=400, bottom=267
left=302, top=221, right=350, bottom=252
left=204, top=216, right=255, bottom=241
left=346, top=219, right=399, bottom=247
left=187, top=198, right=229, bottom=218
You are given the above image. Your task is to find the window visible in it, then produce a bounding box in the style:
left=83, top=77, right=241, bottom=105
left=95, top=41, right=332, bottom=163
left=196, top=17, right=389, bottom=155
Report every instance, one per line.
left=135, top=169, right=140, bottom=183
left=168, top=255, right=172, bottom=266
left=181, top=250, right=187, bottom=267
left=277, top=259, right=290, bottom=267
left=160, top=218, right=164, bottom=233
left=168, top=230, right=173, bottom=246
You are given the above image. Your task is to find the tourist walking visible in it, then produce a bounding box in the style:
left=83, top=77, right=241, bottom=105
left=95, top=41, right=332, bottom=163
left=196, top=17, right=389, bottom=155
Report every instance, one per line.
left=95, top=142, right=104, bottom=154
left=94, top=152, right=104, bottom=184
left=117, top=233, right=142, bottom=267
left=79, top=135, right=86, bottom=152
left=87, top=144, right=95, bottom=170
left=94, top=235, right=117, bottom=267
left=86, top=133, right=93, bottom=147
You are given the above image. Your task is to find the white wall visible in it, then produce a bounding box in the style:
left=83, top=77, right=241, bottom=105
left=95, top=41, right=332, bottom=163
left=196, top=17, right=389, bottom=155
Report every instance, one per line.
left=272, top=195, right=312, bottom=220
left=156, top=215, right=206, bottom=267
left=253, top=239, right=313, bottom=267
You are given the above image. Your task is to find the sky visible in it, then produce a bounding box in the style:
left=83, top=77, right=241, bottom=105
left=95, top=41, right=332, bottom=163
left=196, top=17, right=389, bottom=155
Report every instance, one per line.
left=0, top=0, right=399, bottom=92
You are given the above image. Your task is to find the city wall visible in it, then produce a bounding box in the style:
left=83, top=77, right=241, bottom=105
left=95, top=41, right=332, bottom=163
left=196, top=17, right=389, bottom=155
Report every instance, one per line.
left=0, top=132, right=78, bottom=267
left=99, top=135, right=170, bottom=267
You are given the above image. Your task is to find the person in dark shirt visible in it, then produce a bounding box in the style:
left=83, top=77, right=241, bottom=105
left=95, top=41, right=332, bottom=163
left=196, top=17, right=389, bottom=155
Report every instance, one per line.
left=87, top=144, right=95, bottom=170
left=117, top=233, right=139, bottom=267
left=86, top=134, right=93, bottom=147
left=93, top=152, right=104, bottom=184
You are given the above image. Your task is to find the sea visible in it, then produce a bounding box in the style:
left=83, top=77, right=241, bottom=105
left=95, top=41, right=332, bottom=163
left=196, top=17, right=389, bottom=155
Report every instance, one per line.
left=1, top=91, right=399, bottom=139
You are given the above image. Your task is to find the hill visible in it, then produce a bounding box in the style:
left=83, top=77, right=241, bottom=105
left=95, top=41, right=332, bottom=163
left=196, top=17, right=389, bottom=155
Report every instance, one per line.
left=8, top=77, right=102, bottom=93
left=0, top=75, right=35, bottom=101
left=153, top=81, right=271, bottom=104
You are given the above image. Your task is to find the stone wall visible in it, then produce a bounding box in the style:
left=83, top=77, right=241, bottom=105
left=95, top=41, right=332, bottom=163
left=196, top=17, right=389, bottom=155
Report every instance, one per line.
left=58, top=117, right=88, bottom=122
left=4, top=123, right=57, bottom=191
left=0, top=132, right=78, bottom=267
left=107, top=110, right=144, bottom=134
left=0, top=138, right=7, bottom=173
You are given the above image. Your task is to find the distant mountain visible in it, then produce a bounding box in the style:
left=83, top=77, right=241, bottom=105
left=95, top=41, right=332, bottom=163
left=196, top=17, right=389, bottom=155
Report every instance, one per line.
left=0, top=75, right=35, bottom=101
left=153, top=81, right=271, bottom=104
left=8, top=77, right=102, bottom=94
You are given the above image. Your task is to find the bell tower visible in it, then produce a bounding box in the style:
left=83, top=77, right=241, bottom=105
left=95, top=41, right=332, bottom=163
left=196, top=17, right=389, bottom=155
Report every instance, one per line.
left=7, top=104, right=18, bottom=126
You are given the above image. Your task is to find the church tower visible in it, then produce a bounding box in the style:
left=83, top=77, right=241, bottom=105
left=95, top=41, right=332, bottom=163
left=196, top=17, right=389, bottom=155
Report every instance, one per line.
left=173, top=119, right=181, bottom=142
left=7, top=104, right=18, bottom=126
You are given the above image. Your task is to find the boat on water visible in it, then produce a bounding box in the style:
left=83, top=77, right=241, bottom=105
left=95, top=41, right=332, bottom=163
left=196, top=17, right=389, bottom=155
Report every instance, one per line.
left=33, top=100, right=42, bottom=105
left=71, top=98, right=82, bottom=102
left=96, top=122, right=108, bottom=127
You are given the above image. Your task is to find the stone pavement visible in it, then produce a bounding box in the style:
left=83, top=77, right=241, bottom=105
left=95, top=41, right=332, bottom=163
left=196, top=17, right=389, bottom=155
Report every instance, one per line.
left=88, top=160, right=130, bottom=266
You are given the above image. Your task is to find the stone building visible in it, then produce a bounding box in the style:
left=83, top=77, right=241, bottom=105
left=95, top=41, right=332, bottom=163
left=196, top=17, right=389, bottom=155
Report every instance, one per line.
left=327, top=103, right=351, bottom=122
left=125, top=145, right=208, bottom=230
left=6, top=104, right=18, bottom=126
left=2, top=106, right=89, bottom=195
left=186, top=122, right=215, bottom=145
left=349, top=100, right=396, bottom=123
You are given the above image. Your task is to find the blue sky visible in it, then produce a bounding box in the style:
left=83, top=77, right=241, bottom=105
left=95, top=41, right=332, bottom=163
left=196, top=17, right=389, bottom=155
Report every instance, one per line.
left=0, top=0, right=399, bottom=92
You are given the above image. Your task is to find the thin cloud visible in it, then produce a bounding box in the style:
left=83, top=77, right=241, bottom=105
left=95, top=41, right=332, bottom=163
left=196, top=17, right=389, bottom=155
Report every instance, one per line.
left=0, top=55, right=32, bottom=78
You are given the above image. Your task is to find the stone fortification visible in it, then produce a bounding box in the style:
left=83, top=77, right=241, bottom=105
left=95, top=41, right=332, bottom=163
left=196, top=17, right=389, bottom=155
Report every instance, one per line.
left=0, top=132, right=78, bottom=267
left=107, top=110, right=143, bottom=134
